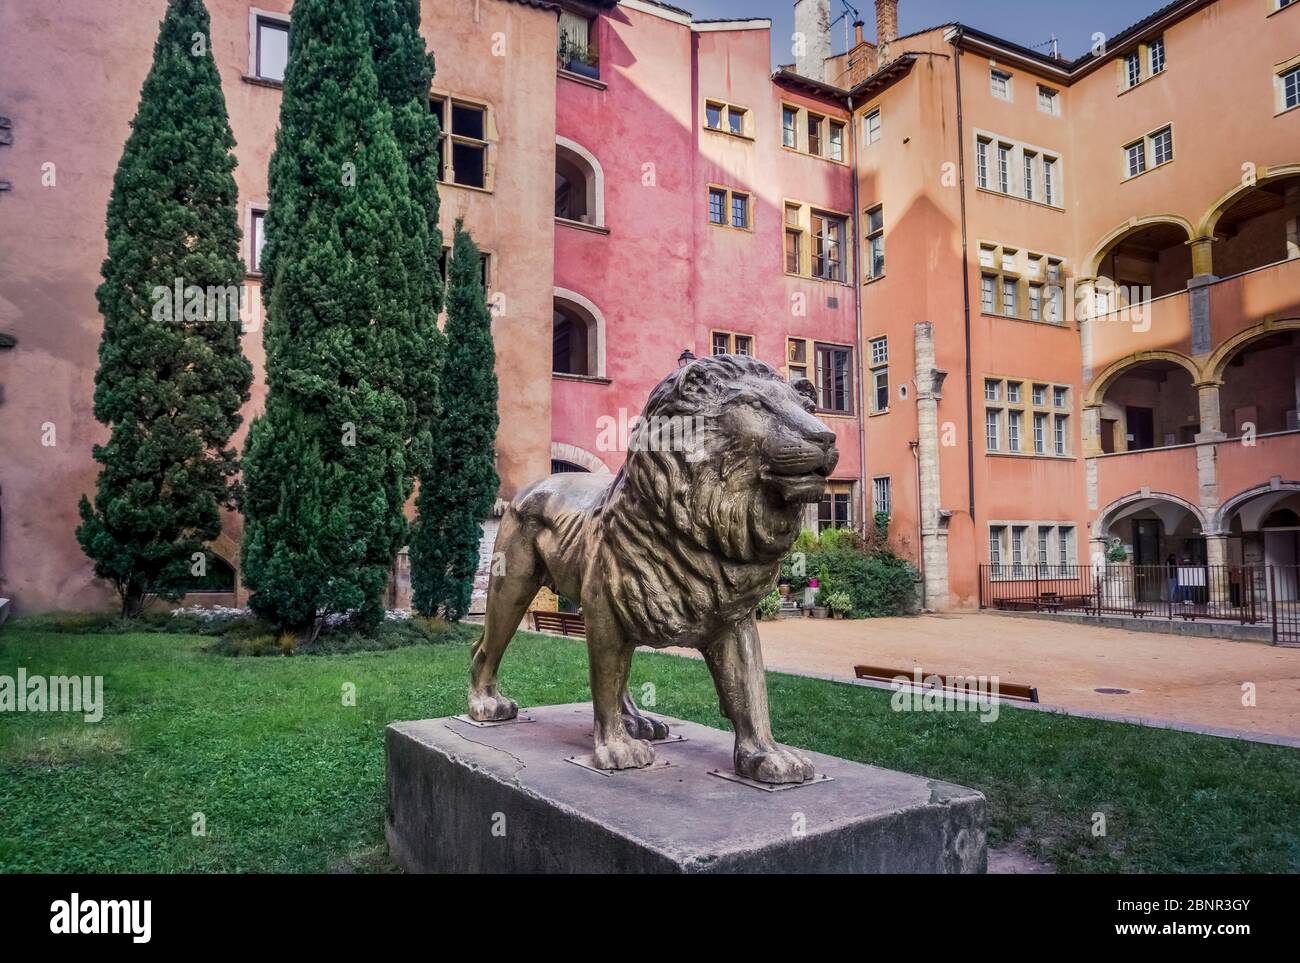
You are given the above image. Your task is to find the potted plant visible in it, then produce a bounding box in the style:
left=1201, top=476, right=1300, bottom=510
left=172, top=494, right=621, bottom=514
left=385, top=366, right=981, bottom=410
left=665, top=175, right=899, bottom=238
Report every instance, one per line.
left=559, top=33, right=600, bottom=80
left=756, top=590, right=782, bottom=621
left=827, top=591, right=852, bottom=619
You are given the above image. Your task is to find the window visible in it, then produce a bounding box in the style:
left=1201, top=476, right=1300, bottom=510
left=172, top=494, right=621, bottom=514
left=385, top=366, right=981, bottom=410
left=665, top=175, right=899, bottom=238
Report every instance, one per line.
left=990, top=69, right=1012, bottom=100
left=989, top=526, right=1004, bottom=571
left=1148, top=37, right=1165, bottom=75
left=438, top=246, right=491, bottom=291
left=1283, top=65, right=1300, bottom=111
left=431, top=97, right=489, bottom=189
left=1002, top=277, right=1017, bottom=317
left=1125, top=140, right=1146, bottom=177
left=984, top=379, right=1001, bottom=402
left=731, top=192, right=749, bottom=229
left=1053, top=386, right=1068, bottom=408
left=1038, top=527, right=1049, bottom=568
left=1125, top=51, right=1141, bottom=88
left=1059, top=527, right=1074, bottom=568
left=997, top=144, right=1010, bottom=193
left=1006, top=381, right=1021, bottom=404
left=782, top=106, right=797, bottom=147
left=708, top=186, right=750, bottom=230
left=712, top=331, right=753, bottom=356
left=981, top=275, right=996, bottom=313
left=1028, top=284, right=1042, bottom=321
left=1043, top=157, right=1057, bottom=205
left=558, top=10, right=598, bottom=77
left=808, top=113, right=823, bottom=155
left=1032, top=384, right=1046, bottom=406
left=811, top=212, right=846, bottom=281
left=787, top=338, right=808, bottom=381
left=828, top=121, right=845, bottom=161
left=815, top=343, right=853, bottom=413
left=873, top=476, right=892, bottom=518
left=1007, top=410, right=1022, bottom=452
left=866, top=205, right=885, bottom=279
left=785, top=225, right=802, bottom=273
left=1011, top=526, right=1027, bottom=577
left=254, top=16, right=289, bottom=83
left=1033, top=412, right=1047, bottom=453
left=864, top=107, right=881, bottom=145
left=1023, top=153, right=1035, bottom=202
left=1054, top=415, right=1068, bottom=455
left=249, top=209, right=266, bottom=273
left=985, top=408, right=1000, bottom=450
left=708, top=187, right=725, bottom=224
left=869, top=338, right=888, bottom=413
left=819, top=484, right=852, bottom=532
left=706, top=100, right=749, bottom=137
left=1151, top=126, right=1173, bottom=166
left=976, top=139, right=990, bottom=189
left=1037, top=85, right=1059, bottom=115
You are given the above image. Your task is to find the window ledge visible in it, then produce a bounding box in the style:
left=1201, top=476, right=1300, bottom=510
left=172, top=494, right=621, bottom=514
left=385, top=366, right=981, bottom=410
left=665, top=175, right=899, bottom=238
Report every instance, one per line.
left=556, top=217, right=610, bottom=235
left=1121, top=160, right=1173, bottom=184
left=1275, top=103, right=1300, bottom=118
left=558, top=68, right=607, bottom=90
left=868, top=408, right=890, bottom=417
left=552, top=372, right=612, bottom=385
left=817, top=410, right=856, bottom=420
left=779, top=145, right=849, bottom=167
left=974, top=186, right=1064, bottom=212
left=439, top=180, right=494, bottom=195
left=704, top=126, right=754, bottom=143
left=787, top=272, right=852, bottom=288
left=244, top=271, right=263, bottom=281
left=985, top=452, right=1076, bottom=462
left=1117, top=69, right=1166, bottom=98
left=241, top=74, right=283, bottom=90
left=863, top=273, right=886, bottom=285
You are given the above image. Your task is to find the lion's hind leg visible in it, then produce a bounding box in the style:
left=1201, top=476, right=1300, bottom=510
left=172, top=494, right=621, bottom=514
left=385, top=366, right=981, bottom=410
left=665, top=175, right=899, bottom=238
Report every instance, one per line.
left=468, top=512, right=542, bottom=722
left=620, top=687, right=670, bottom=740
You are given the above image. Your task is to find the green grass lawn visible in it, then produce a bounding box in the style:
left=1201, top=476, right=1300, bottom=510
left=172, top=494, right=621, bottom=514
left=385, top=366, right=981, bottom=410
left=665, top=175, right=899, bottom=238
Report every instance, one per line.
left=2, top=623, right=1298, bottom=873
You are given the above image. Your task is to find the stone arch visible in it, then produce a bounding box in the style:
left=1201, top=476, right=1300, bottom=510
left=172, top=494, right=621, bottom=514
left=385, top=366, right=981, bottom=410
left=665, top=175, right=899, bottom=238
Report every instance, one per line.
left=1203, top=317, right=1300, bottom=383
left=552, top=287, right=607, bottom=378
left=1213, top=480, right=1300, bottom=533
left=1196, top=163, right=1300, bottom=239
left=550, top=441, right=610, bottom=474
left=1094, top=490, right=1208, bottom=541
left=1082, top=214, right=1196, bottom=279
left=1084, top=349, right=1202, bottom=407
left=555, top=136, right=605, bottom=228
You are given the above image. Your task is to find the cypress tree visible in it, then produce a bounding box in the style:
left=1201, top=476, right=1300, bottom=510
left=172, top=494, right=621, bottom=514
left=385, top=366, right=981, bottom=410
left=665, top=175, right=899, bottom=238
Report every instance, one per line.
left=365, top=0, right=444, bottom=475
left=76, top=0, right=252, bottom=617
left=410, top=221, right=499, bottom=620
left=239, top=0, right=415, bottom=635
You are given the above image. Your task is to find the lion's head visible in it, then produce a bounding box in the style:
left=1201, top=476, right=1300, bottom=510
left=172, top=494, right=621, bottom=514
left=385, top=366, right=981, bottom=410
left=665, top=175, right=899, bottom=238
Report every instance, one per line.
left=616, top=354, right=839, bottom=564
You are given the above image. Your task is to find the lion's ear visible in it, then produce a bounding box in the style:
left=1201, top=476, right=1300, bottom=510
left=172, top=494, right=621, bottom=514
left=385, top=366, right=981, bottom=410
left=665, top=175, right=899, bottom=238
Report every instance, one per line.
left=792, top=377, right=817, bottom=411
left=678, top=361, right=723, bottom=406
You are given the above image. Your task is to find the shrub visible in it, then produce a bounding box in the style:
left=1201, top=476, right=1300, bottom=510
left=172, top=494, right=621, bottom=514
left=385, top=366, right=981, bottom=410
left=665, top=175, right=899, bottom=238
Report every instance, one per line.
left=799, top=540, right=919, bottom=619
left=826, top=591, right=852, bottom=616
left=756, top=590, right=782, bottom=620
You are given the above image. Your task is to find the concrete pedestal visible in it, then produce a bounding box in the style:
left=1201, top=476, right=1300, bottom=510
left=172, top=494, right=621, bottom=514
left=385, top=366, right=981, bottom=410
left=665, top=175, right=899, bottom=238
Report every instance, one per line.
left=385, top=703, right=986, bottom=874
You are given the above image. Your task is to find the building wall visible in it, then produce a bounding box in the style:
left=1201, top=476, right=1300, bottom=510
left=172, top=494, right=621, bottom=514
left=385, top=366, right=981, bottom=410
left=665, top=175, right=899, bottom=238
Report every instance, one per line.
left=0, top=0, right=557, bottom=612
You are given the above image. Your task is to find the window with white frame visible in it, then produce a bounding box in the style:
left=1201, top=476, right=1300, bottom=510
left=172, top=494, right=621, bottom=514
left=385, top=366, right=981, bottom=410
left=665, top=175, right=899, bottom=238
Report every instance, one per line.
left=976, top=138, right=990, bottom=189
left=811, top=211, right=847, bottom=281
left=253, top=14, right=289, bottom=83
left=869, top=335, right=889, bottom=413
left=985, top=376, right=1072, bottom=456
left=1043, top=157, right=1057, bottom=205
left=873, top=476, right=892, bottom=518
left=863, top=107, right=881, bottom=145
left=1033, top=411, right=1047, bottom=453
left=866, top=205, right=885, bottom=279
left=249, top=209, right=267, bottom=273
left=1124, top=50, right=1141, bottom=88
left=985, top=408, right=1000, bottom=451
left=997, top=144, right=1010, bottom=193
left=1148, top=37, right=1165, bottom=75
left=705, top=100, right=750, bottom=137
left=1023, top=153, right=1036, bottom=202
left=981, top=274, right=996, bottom=312
left=1037, top=85, right=1059, bottom=115
left=1011, top=526, right=1027, bottom=577
left=990, top=69, right=1012, bottom=100
left=1028, top=283, right=1042, bottom=321
left=1007, top=410, right=1022, bottom=452
left=989, top=526, right=1004, bottom=572
left=1151, top=126, right=1173, bottom=166
left=1002, top=277, right=1017, bottom=316
left=1282, top=64, right=1300, bottom=112
left=989, top=523, right=1075, bottom=577
left=1054, top=414, right=1068, bottom=455
left=782, top=105, right=798, bottom=148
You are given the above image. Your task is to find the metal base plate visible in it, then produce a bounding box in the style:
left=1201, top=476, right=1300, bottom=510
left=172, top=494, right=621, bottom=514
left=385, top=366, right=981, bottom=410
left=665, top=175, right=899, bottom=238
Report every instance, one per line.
left=707, top=769, right=835, bottom=793
left=585, top=733, right=688, bottom=746
left=565, top=754, right=676, bottom=776
left=451, top=713, right=535, bottom=728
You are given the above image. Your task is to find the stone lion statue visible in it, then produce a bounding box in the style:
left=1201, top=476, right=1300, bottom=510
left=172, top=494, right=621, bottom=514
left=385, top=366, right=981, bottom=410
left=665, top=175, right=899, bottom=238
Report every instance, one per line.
left=468, top=354, right=839, bottom=783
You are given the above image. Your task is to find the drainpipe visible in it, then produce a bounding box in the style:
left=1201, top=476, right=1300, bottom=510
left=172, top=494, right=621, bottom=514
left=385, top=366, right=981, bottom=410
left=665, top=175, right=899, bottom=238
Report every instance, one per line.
left=910, top=439, right=925, bottom=594
left=950, top=28, right=977, bottom=522
left=848, top=95, right=869, bottom=536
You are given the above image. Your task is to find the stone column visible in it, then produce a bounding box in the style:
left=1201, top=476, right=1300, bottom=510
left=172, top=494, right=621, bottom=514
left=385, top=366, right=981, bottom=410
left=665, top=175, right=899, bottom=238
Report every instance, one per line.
left=1193, top=381, right=1225, bottom=440
left=1082, top=404, right=1104, bottom=457
left=1188, top=236, right=1215, bottom=279
left=913, top=322, right=949, bottom=611
left=1204, top=533, right=1231, bottom=607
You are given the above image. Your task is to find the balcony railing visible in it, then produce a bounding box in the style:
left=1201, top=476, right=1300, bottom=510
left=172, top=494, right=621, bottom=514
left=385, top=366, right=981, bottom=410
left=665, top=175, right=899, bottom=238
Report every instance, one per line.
left=978, top=563, right=1300, bottom=643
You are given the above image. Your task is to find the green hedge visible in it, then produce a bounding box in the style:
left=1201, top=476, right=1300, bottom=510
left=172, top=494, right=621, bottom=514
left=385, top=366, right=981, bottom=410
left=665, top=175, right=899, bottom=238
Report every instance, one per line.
left=780, top=527, right=918, bottom=618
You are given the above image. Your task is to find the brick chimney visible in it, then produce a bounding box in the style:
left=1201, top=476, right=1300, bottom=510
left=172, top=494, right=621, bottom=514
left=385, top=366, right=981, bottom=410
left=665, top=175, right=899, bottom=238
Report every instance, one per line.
left=854, top=19, right=864, bottom=47
left=794, top=0, right=830, bottom=81
left=876, top=0, right=898, bottom=64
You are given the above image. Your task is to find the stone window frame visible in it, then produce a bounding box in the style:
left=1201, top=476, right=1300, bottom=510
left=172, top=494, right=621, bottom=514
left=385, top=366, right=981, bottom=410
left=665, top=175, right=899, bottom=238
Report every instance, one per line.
left=983, top=375, right=1074, bottom=459
left=987, top=520, right=1078, bottom=578
left=973, top=128, right=1064, bottom=209
left=976, top=241, right=1067, bottom=325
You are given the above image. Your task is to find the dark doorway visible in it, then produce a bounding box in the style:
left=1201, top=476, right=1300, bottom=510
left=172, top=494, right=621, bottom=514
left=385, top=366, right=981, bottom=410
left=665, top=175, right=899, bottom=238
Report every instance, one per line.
left=1126, top=406, right=1154, bottom=450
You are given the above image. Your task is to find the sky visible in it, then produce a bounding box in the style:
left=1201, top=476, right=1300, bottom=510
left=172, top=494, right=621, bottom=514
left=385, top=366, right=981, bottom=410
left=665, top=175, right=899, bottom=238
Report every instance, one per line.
left=679, top=0, right=1170, bottom=67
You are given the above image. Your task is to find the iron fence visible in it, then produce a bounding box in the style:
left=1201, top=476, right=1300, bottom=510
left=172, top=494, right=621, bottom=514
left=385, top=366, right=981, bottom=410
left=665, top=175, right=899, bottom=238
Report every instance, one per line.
left=978, top=563, right=1300, bottom=644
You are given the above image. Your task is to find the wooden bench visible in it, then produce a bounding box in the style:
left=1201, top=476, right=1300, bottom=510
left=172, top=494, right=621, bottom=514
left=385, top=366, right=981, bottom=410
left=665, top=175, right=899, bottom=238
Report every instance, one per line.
left=530, top=610, right=586, bottom=638
left=854, top=664, right=1039, bottom=703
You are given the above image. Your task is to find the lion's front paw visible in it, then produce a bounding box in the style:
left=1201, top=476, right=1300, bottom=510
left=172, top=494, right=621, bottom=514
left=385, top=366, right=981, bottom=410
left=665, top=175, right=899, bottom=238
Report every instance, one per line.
left=468, top=687, right=518, bottom=722
left=735, top=743, right=815, bottom=784
left=622, top=711, right=671, bottom=741
left=592, top=734, right=656, bottom=770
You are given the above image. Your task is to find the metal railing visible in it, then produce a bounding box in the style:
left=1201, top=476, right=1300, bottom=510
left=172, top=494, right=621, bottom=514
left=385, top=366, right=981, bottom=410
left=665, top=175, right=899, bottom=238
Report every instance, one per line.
left=978, top=563, right=1300, bottom=644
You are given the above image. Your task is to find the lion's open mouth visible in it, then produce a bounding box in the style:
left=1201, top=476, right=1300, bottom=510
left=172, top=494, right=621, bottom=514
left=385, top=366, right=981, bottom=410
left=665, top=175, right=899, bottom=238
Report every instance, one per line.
left=762, top=469, right=831, bottom=505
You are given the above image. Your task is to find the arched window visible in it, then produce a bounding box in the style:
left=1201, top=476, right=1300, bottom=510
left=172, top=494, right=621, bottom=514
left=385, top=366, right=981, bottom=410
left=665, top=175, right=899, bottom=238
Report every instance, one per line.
left=554, top=138, right=604, bottom=228
left=550, top=459, right=589, bottom=474
left=552, top=289, right=605, bottom=378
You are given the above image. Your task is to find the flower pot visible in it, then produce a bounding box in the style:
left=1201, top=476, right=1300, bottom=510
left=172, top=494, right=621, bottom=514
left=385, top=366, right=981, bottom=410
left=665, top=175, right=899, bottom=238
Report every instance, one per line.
left=563, top=58, right=600, bottom=80
left=811, top=606, right=829, bottom=619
